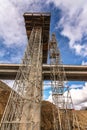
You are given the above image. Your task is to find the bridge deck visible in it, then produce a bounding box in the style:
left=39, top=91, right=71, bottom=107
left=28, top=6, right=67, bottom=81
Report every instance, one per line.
left=24, top=13, right=51, bottom=63
left=0, top=64, right=87, bottom=81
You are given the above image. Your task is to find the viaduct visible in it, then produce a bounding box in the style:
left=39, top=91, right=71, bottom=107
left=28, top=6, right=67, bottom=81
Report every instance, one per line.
left=0, top=64, right=87, bottom=81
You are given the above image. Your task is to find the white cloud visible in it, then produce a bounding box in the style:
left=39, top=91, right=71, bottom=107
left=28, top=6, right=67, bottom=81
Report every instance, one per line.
left=0, top=0, right=26, bottom=46
left=0, top=0, right=43, bottom=47
left=82, top=61, right=87, bottom=65
left=0, top=0, right=87, bottom=56
left=69, top=84, right=83, bottom=89
left=65, top=82, right=87, bottom=109
left=47, top=0, right=87, bottom=57
left=47, top=82, right=87, bottom=110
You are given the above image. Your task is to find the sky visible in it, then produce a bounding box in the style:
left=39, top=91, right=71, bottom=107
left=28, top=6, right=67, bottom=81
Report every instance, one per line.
left=0, top=0, right=87, bottom=110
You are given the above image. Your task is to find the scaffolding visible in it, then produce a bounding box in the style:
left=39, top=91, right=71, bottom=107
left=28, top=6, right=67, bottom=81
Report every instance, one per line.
left=49, top=33, right=80, bottom=130
left=0, top=13, right=81, bottom=130
left=0, top=27, right=43, bottom=130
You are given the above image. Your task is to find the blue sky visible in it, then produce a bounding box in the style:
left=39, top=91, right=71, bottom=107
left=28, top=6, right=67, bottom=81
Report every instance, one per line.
left=0, top=0, right=87, bottom=109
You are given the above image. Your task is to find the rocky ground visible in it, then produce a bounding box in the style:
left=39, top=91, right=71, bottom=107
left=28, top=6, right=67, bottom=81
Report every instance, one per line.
left=0, top=80, right=87, bottom=130
left=41, top=101, right=87, bottom=130
left=0, top=81, right=10, bottom=121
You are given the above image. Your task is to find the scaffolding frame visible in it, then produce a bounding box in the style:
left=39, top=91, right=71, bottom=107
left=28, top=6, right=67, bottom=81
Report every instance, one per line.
left=49, top=33, right=80, bottom=130
left=0, top=12, right=81, bottom=130
left=1, top=27, right=43, bottom=130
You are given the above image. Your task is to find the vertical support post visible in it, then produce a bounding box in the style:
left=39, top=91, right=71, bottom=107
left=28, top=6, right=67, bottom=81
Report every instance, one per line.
left=20, top=27, right=42, bottom=130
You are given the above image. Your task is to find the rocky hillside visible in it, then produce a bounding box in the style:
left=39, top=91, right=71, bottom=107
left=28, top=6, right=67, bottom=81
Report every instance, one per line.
left=41, top=101, right=87, bottom=130
left=75, top=110, right=87, bottom=129
left=41, top=100, right=55, bottom=130
left=0, top=81, right=87, bottom=129
left=0, top=81, right=10, bottom=121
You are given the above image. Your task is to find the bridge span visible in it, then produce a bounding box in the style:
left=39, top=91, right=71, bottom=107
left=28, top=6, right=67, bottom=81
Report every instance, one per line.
left=0, top=64, right=87, bottom=81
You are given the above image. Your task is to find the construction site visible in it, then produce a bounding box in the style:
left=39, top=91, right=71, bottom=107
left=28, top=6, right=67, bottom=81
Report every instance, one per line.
left=0, top=12, right=87, bottom=130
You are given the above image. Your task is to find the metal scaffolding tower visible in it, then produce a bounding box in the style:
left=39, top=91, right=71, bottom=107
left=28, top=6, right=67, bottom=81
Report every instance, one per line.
left=0, top=27, right=43, bottom=130
left=49, top=33, right=80, bottom=130
left=0, top=12, right=51, bottom=130
left=0, top=13, right=80, bottom=130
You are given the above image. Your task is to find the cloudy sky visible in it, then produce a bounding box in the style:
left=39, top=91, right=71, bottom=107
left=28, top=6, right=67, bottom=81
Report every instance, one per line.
left=0, top=0, right=87, bottom=109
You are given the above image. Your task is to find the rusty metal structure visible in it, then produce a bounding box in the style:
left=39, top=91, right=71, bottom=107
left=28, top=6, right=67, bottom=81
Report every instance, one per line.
left=0, top=13, right=80, bottom=130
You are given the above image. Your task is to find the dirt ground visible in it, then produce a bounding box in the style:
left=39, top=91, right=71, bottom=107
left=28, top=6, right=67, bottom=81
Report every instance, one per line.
left=0, top=81, right=10, bottom=121
left=41, top=101, right=87, bottom=130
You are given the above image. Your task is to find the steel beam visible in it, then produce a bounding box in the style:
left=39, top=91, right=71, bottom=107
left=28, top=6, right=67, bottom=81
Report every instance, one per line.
left=0, top=64, right=87, bottom=81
